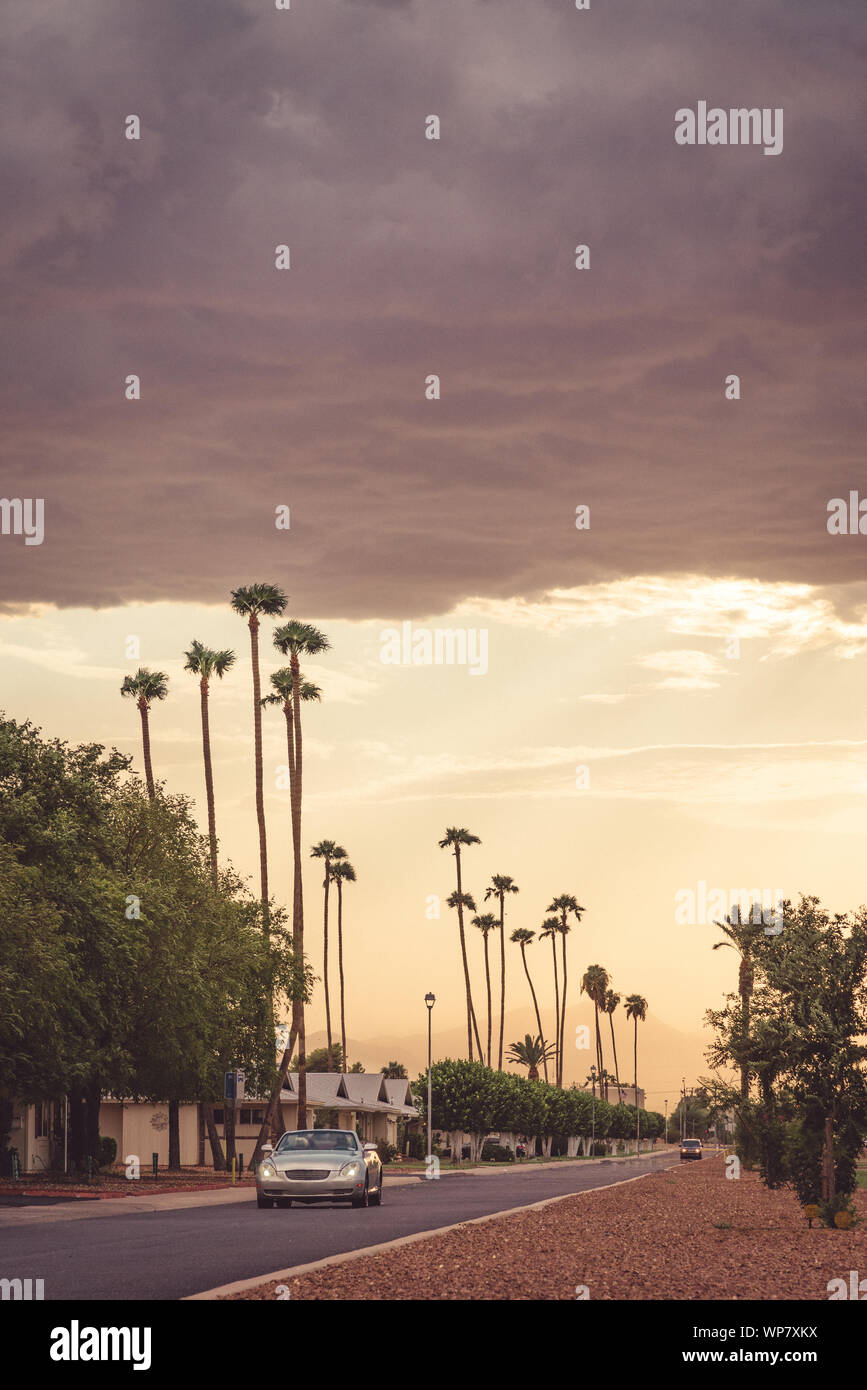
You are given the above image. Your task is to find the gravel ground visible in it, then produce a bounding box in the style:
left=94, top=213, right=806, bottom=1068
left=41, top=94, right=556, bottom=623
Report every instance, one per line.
left=222, top=1156, right=867, bottom=1300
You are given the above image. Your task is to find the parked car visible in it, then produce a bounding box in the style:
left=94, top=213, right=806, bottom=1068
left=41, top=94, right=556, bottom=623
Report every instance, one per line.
left=680, top=1138, right=703, bottom=1161
left=256, top=1129, right=383, bottom=1209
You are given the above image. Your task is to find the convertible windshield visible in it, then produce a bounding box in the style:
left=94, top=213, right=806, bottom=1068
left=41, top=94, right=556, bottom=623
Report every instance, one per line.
left=276, top=1129, right=359, bottom=1153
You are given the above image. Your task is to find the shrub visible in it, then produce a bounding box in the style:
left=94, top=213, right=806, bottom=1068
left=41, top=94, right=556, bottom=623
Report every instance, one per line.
left=376, top=1140, right=398, bottom=1164
left=406, top=1132, right=426, bottom=1160
left=97, top=1136, right=117, bottom=1170
left=481, top=1141, right=515, bottom=1163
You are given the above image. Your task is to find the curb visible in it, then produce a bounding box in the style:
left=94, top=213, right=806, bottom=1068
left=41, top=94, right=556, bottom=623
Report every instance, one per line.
left=185, top=1157, right=680, bottom=1300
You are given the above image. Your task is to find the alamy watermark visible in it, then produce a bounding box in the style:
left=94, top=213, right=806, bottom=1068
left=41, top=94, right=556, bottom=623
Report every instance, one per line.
left=675, top=103, right=783, bottom=156
left=675, top=881, right=784, bottom=933
left=0, top=498, right=44, bottom=546
left=380, top=621, right=488, bottom=676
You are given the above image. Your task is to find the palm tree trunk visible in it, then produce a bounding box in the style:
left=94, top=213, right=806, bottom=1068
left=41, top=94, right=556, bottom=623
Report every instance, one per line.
left=497, top=894, right=506, bottom=1071
left=254, top=1024, right=297, bottom=1164
left=248, top=617, right=269, bottom=931
left=608, top=1013, right=623, bottom=1102
left=594, top=1005, right=604, bottom=1097
left=739, top=966, right=752, bottom=1101
left=454, top=849, right=483, bottom=1060
left=559, top=930, right=568, bottom=1087
left=138, top=700, right=155, bottom=799
left=337, top=877, right=347, bottom=1069
left=550, top=934, right=560, bottom=1087
left=520, top=946, right=549, bottom=1083
left=289, top=653, right=307, bottom=1127
left=483, top=932, right=492, bottom=1066
left=199, top=678, right=218, bottom=883
left=323, top=861, right=334, bottom=1070
left=634, top=1018, right=639, bottom=1107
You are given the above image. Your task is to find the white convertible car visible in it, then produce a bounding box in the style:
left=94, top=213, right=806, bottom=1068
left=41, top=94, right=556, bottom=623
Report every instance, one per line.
left=256, top=1128, right=384, bottom=1209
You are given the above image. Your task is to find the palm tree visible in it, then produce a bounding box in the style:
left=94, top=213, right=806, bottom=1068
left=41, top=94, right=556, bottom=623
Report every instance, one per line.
left=329, top=858, right=356, bottom=1071
left=120, top=668, right=169, bottom=799
left=581, top=964, right=610, bottom=1098
left=603, top=990, right=623, bottom=1103
left=539, top=918, right=562, bottom=1085
left=625, top=994, right=648, bottom=1144
left=510, top=929, right=549, bottom=1082
left=310, top=838, right=347, bottom=1071
left=438, top=828, right=484, bottom=1060
left=547, top=894, right=584, bottom=1086
left=484, top=874, right=519, bottom=1069
left=506, top=1034, right=556, bottom=1082
left=183, top=641, right=235, bottom=882
left=472, top=913, right=499, bottom=1066
left=272, top=618, right=330, bottom=1129
left=229, top=583, right=287, bottom=925
left=712, top=912, right=764, bottom=1101
left=381, top=1061, right=408, bottom=1079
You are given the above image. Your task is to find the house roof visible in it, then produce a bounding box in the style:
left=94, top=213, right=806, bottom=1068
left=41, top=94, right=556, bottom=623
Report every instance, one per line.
left=278, top=1072, right=419, bottom=1118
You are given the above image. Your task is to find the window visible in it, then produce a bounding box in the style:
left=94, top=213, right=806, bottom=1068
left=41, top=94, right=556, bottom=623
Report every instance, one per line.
left=213, top=1108, right=225, bottom=1125
left=34, top=1102, right=52, bottom=1138
left=237, top=1108, right=264, bottom=1126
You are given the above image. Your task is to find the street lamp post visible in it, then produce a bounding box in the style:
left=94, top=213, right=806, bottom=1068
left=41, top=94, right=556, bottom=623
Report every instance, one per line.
left=425, top=993, right=436, bottom=1163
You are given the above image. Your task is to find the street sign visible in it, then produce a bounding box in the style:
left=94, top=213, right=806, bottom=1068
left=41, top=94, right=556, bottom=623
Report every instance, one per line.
left=225, top=1070, right=246, bottom=1101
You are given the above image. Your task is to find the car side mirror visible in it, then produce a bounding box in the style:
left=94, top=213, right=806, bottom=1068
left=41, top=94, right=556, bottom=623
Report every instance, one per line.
left=262, top=1144, right=274, bottom=1157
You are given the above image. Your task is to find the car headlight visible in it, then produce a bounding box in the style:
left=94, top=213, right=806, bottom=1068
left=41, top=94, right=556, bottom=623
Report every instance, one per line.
left=260, top=1163, right=276, bottom=1179
left=339, top=1161, right=361, bottom=1178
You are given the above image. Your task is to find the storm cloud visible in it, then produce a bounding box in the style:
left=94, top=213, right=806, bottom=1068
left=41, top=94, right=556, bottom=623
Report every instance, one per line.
left=0, top=0, right=864, bottom=617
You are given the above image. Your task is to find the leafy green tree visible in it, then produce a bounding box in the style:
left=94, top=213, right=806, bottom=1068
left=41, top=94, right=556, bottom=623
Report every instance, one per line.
left=707, top=895, right=867, bottom=1218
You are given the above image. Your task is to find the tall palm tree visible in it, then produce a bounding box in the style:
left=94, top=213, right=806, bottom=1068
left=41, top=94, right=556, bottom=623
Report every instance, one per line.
left=712, top=912, right=764, bottom=1101
left=547, top=894, right=584, bottom=1086
left=272, top=618, right=330, bottom=1129
left=183, top=641, right=235, bottom=882
left=539, top=918, right=561, bottom=1085
left=506, top=1034, right=556, bottom=1082
left=120, top=668, right=169, bottom=799
left=310, top=838, right=347, bottom=1071
left=329, top=858, right=356, bottom=1071
left=229, top=583, right=287, bottom=926
left=438, top=828, right=484, bottom=1059
left=581, top=964, right=610, bottom=1098
left=625, top=994, right=648, bottom=1133
left=510, top=929, right=549, bottom=1083
left=260, top=671, right=321, bottom=1137
left=603, top=990, right=623, bottom=1103
left=484, top=874, right=519, bottom=1070
left=472, top=913, right=498, bottom=1066
left=445, top=890, right=482, bottom=1059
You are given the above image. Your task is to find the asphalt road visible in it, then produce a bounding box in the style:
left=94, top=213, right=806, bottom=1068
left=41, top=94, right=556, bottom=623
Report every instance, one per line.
left=1, top=1152, right=679, bottom=1301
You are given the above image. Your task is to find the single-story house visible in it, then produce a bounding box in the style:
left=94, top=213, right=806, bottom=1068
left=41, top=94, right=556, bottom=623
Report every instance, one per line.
left=6, top=1075, right=420, bottom=1173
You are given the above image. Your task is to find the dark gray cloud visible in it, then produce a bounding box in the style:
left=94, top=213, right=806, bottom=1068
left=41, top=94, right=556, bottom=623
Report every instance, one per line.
left=0, top=0, right=864, bottom=617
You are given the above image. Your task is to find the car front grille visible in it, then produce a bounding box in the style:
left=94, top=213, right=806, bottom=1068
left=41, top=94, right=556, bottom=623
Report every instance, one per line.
left=284, top=1168, right=330, bottom=1180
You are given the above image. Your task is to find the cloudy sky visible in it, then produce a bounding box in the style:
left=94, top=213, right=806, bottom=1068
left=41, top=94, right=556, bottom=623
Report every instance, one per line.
left=1, top=1, right=864, bottom=1096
